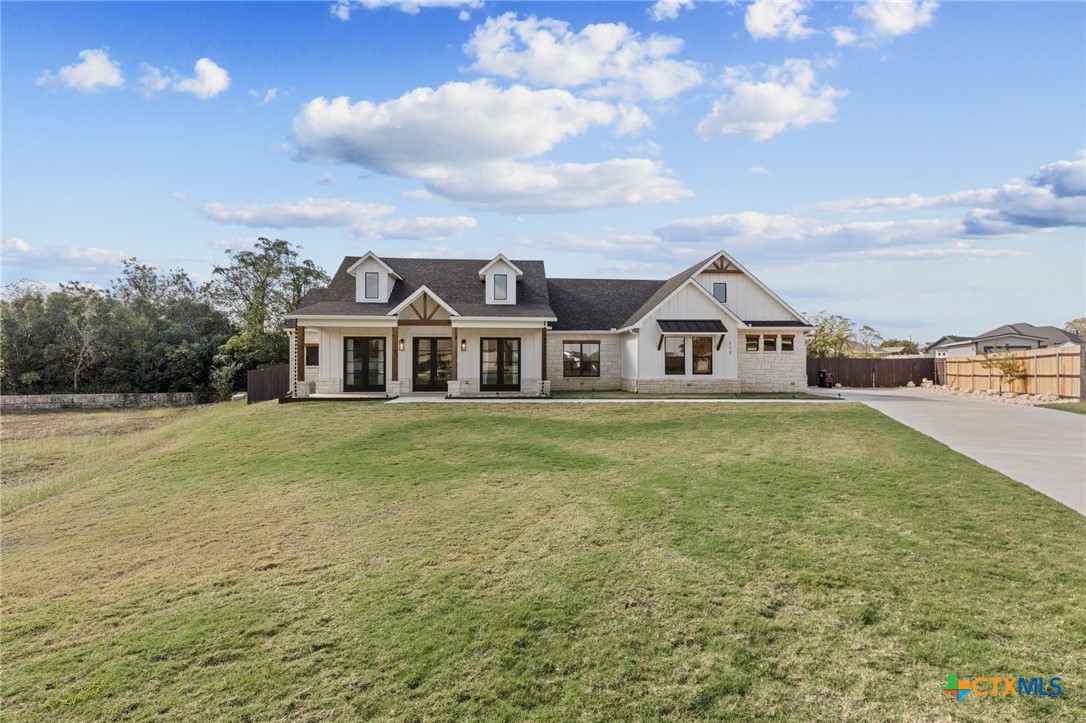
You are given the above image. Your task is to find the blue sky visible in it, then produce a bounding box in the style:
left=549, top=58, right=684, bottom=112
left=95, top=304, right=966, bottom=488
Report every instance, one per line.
left=3, top=0, right=1084, bottom=342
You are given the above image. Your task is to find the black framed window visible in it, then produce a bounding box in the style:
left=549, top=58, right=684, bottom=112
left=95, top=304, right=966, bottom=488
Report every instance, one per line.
left=712, top=282, right=727, bottom=303
left=481, top=337, right=520, bottom=391
left=692, top=336, right=713, bottom=375
left=304, top=344, right=319, bottom=366
left=494, top=274, right=508, bottom=301
left=664, top=337, right=685, bottom=375
left=763, top=335, right=777, bottom=352
left=344, top=336, right=385, bottom=392
left=745, top=335, right=759, bottom=352
left=781, top=335, right=795, bottom=352
left=364, top=272, right=379, bottom=299
left=563, top=341, right=600, bottom=377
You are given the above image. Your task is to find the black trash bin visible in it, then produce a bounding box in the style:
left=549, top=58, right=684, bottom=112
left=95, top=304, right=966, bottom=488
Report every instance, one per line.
left=818, top=369, right=828, bottom=388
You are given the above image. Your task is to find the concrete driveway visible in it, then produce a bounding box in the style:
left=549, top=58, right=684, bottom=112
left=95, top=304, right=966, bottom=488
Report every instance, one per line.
left=813, top=387, right=1086, bottom=515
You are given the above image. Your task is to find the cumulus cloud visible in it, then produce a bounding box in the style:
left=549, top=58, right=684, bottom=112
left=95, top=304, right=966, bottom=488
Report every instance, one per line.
left=331, top=0, right=481, bottom=20
left=855, top=0, right=938, bottom=39
left=464, top=13, right=703, bottom=102
left=200, top=197, right=477, bottom=240
left=2, top=237, right=126, bottom=273
left=831, top=27, right=857, bottom=46
left=649, top=0, right=695, bottom=22
left=422, top=159, right=692, bottom=213
left=292, top=79, right=688, bottom=213
left=36, top=49, right=125, bottom=93
left=814, top=157, right=1086, bottom=231
left=696, top=59, right=845, bottom=141
left=138, top=58, right=231, bottom=99
left=745, top=0, right=815, bottom=41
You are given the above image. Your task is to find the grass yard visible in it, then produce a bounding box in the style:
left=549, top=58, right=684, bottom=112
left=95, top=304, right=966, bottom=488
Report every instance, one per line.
left=550, top=390, right=828, bottom=400
left=2, top=401, right=1084, bottom=721
left=1038, top=401, right=1086, bottom=415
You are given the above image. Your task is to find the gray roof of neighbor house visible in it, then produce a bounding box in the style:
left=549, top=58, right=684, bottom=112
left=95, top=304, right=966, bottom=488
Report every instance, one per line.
left=923, top=334, right=968, bottom=352
left=545, top=278, right=665, bottom=331
left=964, top=323, right=1084, bottom=347
left=288, top=257, right=556, bottom=319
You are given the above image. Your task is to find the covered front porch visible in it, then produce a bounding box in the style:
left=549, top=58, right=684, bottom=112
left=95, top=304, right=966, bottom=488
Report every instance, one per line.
left=288, top=298, right=552, bottom=398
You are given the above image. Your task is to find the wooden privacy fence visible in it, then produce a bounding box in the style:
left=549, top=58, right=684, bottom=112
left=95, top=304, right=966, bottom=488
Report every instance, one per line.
left=807, top=357, right=936, bottom=388
left=247, top=364, right=290, bottom=404
left=941, top=347, right=1083, bottom=399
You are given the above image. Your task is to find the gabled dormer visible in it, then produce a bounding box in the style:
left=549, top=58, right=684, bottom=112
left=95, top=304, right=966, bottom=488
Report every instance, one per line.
left=478, top=254, right=524, bottom=306
left=346, top=252, right=402, bottom=303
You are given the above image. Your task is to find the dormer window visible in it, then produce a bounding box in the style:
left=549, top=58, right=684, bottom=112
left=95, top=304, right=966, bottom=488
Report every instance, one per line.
left=713, top=282, right=727, bottom=303
left=365, top=272, right=379, bottom=299
left=494, top=274, right=508, bottom=301
left=479, top=254, right=523, bottom=305
left=348, top=252, right=402, bottom=303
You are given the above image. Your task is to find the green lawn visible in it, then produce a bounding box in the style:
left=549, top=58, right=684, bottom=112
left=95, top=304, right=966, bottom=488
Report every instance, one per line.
left=1038, top=401, right=1086, bottom=415
left=2, top=401, right=1084, bottom=721
left=550, top=390, right=829, bottom=400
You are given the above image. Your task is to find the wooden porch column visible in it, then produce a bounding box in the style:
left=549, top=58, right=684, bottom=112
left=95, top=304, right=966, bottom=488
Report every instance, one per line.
left=541, top=326, right=548, bottom=381
left=295, top=325, right=305, bottom=382
left=451, top=328, right=458, bottom=380
left=391, top=326, right=399, bottom=382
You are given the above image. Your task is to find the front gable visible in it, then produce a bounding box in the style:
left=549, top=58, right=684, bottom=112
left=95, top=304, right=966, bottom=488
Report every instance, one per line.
left=692, top=252, right=808, bottom=325
left=347, top=252, right=402, bottom=304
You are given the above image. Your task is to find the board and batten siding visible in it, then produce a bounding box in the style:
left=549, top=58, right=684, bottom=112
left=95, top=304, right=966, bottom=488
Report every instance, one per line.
left=637, top=284, right=739, bottom=379
left=454, top=327, right=544, bottom=395
left=697, top=272, right=793, bottom=322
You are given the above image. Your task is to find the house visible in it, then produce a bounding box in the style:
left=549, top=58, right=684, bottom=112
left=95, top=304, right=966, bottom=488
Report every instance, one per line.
left=283, top=250, right=812, bottom=398
left=940, top=323, right=1085, bottom=358
left=923, top=335, right=969, bottom=357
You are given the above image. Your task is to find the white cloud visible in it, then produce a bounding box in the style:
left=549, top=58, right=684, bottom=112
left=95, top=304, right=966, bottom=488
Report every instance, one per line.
left=831, top=27, right=857, bottom=46
left=649, top=0, right=695, bottom=22
left=422, top=159, right=692, bottom=213
left=292, top=79, right=690, bottom=213
left=331, top=0, right=482, bottom=20
left=2, top=237, right=126, bottom=274
left=814, top=157, right=1086, bottom=231
left=138, top=58, right=231, bottom=100
left=200, top=197, right=477, bottom=240
left=839, top=246, right=1024, bottom=261
left=250, top=88, right=279, bottom=106
left=745, top=0, right=815, bottom=41
left=748, top=166, right=770, bottom=176
left=36, top=49, right=125, bottom=93
left=696, top=59, right=845, bottom=141
left=173, top=58, right=231, bottom=99
left=855, top=0, right=938, bottom=40
left=464, top=13, right=703, bottom=102
left=293, top=80, right=621, bottom=176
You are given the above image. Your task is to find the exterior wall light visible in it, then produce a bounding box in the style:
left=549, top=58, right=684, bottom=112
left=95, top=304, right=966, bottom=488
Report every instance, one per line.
left=461, top=339, right=467, bottom=352
left=399, top=338, right=405, bottom=352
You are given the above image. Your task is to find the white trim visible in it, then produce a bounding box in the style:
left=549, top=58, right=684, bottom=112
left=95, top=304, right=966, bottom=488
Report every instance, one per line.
left=547, top=329, right=621, bottom=335
left=286, top=315, right=398, bottom=327
left=617, top=277, right=747, bottom=333
left=696, top=251, right=810, bottom=326
left=346, top=251, right=402, bottom=280
left=477, top=253, right=524, bottom=279
left=386, top=285, right=460, bottom=317
left=452, top=317, right=554, bottom=329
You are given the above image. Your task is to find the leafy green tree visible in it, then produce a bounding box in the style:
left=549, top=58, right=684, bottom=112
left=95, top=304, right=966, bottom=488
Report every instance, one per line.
left=1065, top=318, right=1086, bottom=338
left=807, top=312, right=855, bottom=358
left=880, top=339, right=920, bottom=355
left=857, top=325, right=883, bottom=356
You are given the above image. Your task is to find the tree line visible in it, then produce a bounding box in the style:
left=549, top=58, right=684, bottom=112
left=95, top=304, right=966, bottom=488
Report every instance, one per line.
left=0, top=238, right=328, bottom=400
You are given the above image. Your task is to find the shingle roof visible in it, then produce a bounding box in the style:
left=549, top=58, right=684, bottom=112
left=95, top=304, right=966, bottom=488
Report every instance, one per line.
left=545, top=278, right=664, bottom=331
left=618, top=256, right=709, bottom=329
left=288, top=257, right=556, bottom=319
left=972, top=323, right=1084, bottom=346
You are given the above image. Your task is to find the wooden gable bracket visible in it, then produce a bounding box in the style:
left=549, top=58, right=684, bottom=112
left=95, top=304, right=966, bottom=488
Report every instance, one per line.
left=716, top=335, right=726, bottom=351
left=710, top=257, right=741, bottom=273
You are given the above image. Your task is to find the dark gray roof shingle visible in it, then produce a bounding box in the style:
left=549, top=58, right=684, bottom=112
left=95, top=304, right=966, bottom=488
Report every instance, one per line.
left=545, top=278, right=664, bottom=331
left=289, top=257, right=556, bottom=319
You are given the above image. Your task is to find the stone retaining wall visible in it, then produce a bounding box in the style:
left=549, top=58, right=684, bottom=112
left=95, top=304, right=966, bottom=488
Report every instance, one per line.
left=0, top=392, right=200, bottom=412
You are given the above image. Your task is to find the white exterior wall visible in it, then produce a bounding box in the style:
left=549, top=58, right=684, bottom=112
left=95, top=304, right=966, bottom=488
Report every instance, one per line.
left=300, top=325, right=395, bottom=394
left=547, top=333, right=622, bottom=391
left=621, top=332, right=639, bottom=389
left=483, top=258, right=519, bottom=305
left=452, top=326, right=544, bottom=396
left=945, top=344, right=977, bottom=358
left=352, top=257, right=396, bottom=303
left=697, top=272, right=792, bottom=321
left=637, top=285, right=738, bottom=380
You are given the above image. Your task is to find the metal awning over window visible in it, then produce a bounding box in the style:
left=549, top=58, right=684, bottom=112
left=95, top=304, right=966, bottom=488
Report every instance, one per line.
left=657, top=319, right=728, bottom=334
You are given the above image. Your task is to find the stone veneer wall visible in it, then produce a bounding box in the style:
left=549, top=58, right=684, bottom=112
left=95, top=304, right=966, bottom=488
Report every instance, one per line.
left=449, top=378, right=548, bottom=397
left=737, top=344, right=807, bottom=392
left=1, top=392, right=199, bottom=411
left=620, top=378, right=742, bottom=394
left=546, top=334, right=622, bottom=391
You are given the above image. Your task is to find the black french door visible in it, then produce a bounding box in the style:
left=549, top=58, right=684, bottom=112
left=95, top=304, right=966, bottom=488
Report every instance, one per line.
left=480, top=337, right=520, bottom=392
left=413, top=337, right=452, bottom=392
left=344, top=337, right=385, bottom=392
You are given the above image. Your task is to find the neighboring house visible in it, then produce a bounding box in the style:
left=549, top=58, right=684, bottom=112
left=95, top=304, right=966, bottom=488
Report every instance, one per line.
left=284, top=250, right=812, bottom=398
left=939, top=323, right=1085, bottom=357
left=923, top=335, right=969, bottom=357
